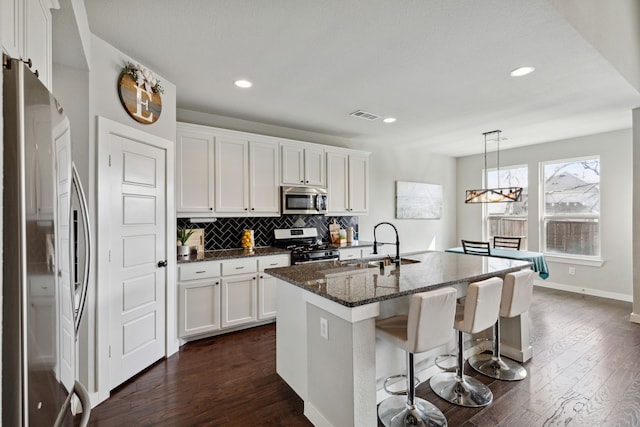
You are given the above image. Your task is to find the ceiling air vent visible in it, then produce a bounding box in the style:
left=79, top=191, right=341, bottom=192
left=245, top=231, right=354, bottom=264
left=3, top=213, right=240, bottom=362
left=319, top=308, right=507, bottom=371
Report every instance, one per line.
left=349, top=110, right=381, bottom=121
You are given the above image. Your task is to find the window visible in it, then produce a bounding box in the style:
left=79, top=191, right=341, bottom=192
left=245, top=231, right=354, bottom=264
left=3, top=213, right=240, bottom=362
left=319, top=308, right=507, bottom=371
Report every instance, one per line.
left=541, top=157, right=600, bottom=258
left=484, top=165, right=528, bottom=249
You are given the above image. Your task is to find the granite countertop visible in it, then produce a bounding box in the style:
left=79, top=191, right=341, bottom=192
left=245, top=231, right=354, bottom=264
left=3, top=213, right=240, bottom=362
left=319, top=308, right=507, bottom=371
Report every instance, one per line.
left=265, top=251, right=532, bottom=307
left=177, top=246, right=291, bottom=263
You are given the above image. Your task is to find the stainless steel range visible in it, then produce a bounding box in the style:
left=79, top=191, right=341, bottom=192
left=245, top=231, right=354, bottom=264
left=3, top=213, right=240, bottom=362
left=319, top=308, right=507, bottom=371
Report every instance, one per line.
left=273, top=228, right=340, bottom=264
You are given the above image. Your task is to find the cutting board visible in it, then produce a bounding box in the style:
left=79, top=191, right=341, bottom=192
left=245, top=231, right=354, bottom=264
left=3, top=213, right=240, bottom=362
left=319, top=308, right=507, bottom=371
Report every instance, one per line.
left=184, top=229, right=205, bottom=254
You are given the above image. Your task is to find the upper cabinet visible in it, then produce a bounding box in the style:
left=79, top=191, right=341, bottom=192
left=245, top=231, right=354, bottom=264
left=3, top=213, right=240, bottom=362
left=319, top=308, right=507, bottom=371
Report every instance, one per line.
left=176, top=122, right=369, bottom=217
left=214, top=136, right=280, bottom=216
left=326, top=149, right=369, bottom=215
left=176, top=124, right=215, bottom=215
left=281, top=143, right=325, bottom=187
left=3, top=0, right=53, bottom=89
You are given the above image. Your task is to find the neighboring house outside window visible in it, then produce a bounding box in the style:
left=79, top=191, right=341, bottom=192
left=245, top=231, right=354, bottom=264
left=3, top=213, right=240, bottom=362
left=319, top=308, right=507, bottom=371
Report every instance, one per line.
left=484, top=165, right=528, bottom=249
left=541, top=157, right=600, bottom=258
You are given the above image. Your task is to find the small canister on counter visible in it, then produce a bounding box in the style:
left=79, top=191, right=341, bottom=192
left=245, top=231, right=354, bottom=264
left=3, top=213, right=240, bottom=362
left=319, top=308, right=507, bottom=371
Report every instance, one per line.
left=241, top=229, right=255, bottom=252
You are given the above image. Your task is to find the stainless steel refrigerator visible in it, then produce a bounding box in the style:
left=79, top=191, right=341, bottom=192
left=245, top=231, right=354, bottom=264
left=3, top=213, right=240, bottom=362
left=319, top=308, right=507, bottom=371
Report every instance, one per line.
left=3, top=55, right=91, bottom=426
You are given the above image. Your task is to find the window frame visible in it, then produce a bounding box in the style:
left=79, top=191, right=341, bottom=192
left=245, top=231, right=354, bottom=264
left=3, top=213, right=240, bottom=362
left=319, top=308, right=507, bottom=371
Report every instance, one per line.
left=539, top=155, right=602, bottom=262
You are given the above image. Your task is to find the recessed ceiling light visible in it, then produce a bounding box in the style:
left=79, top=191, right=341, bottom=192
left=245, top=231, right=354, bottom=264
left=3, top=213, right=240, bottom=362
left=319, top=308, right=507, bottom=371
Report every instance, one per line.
left=510, top=66, right=535, bottom=77
left=383, top=117, right=397, bottom=123
left=234, top=79, right=253, bottom=88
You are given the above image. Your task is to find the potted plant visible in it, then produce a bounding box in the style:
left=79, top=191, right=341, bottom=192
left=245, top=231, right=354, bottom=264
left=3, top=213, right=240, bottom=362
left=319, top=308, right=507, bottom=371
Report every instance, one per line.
left=177, top=226, right=195, bottom=256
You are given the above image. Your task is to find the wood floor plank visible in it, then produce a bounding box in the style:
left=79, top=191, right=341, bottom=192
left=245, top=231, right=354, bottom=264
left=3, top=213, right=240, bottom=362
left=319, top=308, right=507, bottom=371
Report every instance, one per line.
left=82, top=286, right=637, bottom=427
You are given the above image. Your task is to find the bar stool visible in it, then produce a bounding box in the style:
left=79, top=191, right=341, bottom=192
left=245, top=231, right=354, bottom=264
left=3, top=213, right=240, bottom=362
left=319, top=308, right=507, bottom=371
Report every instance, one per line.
left=376, top=287, right=458, bottom=427
left=469, top=269, right=534, bottom=381
left=429, top=277, right=503, bottom=408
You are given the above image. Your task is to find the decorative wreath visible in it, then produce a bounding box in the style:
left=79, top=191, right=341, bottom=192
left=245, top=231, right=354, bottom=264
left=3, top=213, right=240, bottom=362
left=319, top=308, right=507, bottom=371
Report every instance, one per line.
left=122, top=62, right=164, bottom=94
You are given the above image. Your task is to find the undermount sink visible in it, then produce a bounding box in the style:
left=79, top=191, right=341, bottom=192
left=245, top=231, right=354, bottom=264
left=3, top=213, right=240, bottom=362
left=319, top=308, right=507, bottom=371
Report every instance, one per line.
left=341, top=257, right=420, bottom=269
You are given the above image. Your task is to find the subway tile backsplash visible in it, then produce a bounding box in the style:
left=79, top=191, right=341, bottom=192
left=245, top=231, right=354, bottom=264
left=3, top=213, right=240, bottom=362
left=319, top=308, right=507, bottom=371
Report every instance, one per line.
left=177, top=216, right=359, bottom=250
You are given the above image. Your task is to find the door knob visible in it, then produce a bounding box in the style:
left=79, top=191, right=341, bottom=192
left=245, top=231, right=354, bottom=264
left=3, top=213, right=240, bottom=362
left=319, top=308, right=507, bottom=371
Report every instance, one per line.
left=157, top=260, right=168, bottom=268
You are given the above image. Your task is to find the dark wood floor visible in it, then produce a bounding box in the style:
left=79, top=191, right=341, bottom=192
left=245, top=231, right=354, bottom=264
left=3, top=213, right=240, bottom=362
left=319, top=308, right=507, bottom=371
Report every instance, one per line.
left=84, top=287, right=640, bottom=426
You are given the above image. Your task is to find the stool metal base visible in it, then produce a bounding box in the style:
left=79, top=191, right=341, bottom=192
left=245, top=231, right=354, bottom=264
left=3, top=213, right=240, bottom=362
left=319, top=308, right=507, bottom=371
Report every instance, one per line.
left=468, top=353, right=527, bottom=381
left=429, top=372, right=493, bottom=408
left=378, top=395, right=447, bottom=427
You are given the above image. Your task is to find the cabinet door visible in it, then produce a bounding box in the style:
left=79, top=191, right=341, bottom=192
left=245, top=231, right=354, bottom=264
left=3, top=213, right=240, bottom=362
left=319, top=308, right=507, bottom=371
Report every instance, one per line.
left=221, top=274, right=257, bottom=328
left=25, top=0, right=51, bottom=89
left=249, top=140, right=279, bottom=214
left=304, top=147, right=326, bottom=187
left=281, top=144, right=305, bottom=185
left=326, top=151, right=349, bottom=214
left=258, top=274, right=277, bottom=320
left=2, top=0, right=23, bottom=58
left=348, top=154, right=369, bottom=214
left=215, top=136, right=249, bottom=213
left=178, top=280, right=221, bottom=337
left=176, top=128, right=215, bottom=214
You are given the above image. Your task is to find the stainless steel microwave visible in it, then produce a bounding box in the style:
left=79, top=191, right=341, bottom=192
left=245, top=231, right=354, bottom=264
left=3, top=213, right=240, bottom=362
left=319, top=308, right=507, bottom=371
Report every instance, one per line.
left=281, top=186, right=328, bottom=215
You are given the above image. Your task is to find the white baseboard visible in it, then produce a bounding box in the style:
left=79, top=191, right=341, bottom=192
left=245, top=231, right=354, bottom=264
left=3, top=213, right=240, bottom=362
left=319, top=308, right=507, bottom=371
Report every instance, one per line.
left=533, top=279, right=632, bottom=302
left=630, top=312, right=640, bottom=324
left=304, top=402, right=334, bottom=427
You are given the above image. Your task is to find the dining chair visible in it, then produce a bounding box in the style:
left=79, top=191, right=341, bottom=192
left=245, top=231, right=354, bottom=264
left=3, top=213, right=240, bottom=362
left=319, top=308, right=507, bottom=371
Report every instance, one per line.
left=493, top=236, right=522, bottom=250
left=461, top=240, right=491, bottom=256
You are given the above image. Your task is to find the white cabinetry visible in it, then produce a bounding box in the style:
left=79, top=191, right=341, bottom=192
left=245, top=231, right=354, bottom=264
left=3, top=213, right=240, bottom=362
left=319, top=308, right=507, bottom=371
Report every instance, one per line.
left=176, top=124, right=215, bottom=215
left=281, top=143, right=325, bottom=187
left=178, top=262, right=222, bottom=337
left=178, top=254, right=290, bottom=339
left=338, top=247, right=362, bottom=261
left=257, top=254, right=289, bottom=320
left=3, top=0, right=53, bottom=89
left=214, top=136, right=279, bottom=216
left=326, top=150, right=369, bottom=215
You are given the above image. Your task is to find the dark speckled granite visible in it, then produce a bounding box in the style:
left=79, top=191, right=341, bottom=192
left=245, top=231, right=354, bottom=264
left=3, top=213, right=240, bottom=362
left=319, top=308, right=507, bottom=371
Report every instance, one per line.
left=177, top=246, right=291, bottom=263
left=265, top=251, right=532, bottom=307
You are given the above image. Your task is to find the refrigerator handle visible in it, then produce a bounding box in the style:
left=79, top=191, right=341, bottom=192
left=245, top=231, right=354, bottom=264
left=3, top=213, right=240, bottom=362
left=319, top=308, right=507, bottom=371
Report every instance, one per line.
left=53, top=380, right=92, bottom=427
left=71, top=163, right=91, bottom=336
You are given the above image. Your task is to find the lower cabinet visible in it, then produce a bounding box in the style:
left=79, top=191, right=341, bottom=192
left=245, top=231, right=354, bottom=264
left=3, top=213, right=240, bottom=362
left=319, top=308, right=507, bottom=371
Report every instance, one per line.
left=221, top=273, right=257, bottom=328
left=178, top=254, right=289, bottom=339
left=178, top=280, right=221, bottom=337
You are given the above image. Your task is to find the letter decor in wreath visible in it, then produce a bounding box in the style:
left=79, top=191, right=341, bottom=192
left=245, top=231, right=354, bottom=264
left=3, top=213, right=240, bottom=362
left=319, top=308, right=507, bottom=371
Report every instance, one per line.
left=117, top=62, right=163, bottom=124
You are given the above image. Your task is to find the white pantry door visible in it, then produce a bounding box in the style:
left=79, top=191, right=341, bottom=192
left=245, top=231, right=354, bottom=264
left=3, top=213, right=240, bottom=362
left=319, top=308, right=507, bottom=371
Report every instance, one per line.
left=104, top=124, right=167, bottom=389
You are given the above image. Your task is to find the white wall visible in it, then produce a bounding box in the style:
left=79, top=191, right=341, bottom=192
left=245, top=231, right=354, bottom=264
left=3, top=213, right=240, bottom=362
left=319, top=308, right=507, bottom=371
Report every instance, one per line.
left=457, top=128, right=633, bottom=300
left=357, top=145, right=457, bottom=253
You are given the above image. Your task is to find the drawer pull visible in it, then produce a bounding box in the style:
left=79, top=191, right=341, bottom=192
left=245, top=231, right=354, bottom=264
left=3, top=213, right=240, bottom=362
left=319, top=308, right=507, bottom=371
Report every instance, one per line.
left=235, top=266, right=245, bottom=270
left=195, top=271, right=206, bottom=274
left=269, top=263, right=278, bottom=266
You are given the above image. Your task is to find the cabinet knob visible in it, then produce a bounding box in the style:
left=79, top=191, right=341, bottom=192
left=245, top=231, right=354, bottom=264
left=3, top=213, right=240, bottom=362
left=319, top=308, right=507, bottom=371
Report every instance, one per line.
left=157, top=260, right=168, bottom=268
left=215, top=281, right=219, bottom=285
left=244, top=208, right=248, bottom=211
left=209, top=207, right=213, bottom=211
left=251, top=208, right=255, bottom=211
left=300, top=180, right=304, bottom=183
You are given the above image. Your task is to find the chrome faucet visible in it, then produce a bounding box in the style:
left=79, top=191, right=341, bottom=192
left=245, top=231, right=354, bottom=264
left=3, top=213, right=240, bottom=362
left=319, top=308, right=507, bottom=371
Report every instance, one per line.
left=372, top=222, right=400, bottom=267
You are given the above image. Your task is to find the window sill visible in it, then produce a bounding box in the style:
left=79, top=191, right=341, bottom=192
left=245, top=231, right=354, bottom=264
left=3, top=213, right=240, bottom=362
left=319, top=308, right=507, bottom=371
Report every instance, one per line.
left=544, top=254, right=604, bottom=267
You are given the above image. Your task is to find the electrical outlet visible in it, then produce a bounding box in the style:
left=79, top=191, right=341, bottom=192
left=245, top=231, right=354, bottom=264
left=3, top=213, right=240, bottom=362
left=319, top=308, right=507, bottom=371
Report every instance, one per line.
left=320, top=317, right=328, bottom=340
left=569, top=267, right=576, bottom=275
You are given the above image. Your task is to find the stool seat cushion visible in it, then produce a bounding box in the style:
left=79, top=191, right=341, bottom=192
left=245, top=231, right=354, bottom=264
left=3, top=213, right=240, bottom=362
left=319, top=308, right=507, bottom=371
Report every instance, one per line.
left=457, top=277, right=503, bottom=335
left=376, top=287, right=457, bottom=354
left=500, top=269, right=534, bottom=318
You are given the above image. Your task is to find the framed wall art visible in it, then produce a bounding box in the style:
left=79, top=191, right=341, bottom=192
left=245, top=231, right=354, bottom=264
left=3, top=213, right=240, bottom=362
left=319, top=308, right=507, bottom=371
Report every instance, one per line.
left=395, top=181, right=443, bottom=219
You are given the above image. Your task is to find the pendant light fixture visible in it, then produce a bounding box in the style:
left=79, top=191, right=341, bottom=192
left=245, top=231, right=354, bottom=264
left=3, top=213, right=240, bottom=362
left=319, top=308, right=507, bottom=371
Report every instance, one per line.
left=465, top=130, right=523, bottom=203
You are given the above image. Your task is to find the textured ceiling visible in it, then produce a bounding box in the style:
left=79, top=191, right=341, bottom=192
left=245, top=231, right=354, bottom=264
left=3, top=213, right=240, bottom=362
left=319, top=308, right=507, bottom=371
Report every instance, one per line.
left=83, top=0, right=640, bottom=156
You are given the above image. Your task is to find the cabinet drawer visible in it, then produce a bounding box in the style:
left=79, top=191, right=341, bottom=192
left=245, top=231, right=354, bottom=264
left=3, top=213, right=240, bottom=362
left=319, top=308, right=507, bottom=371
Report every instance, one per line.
left=221, top=258, right=258, bottom=276
left=339, top=248, right=362, bottom=261
left=179, top=261, right=221, bottom=281
left=258, top=254, right=290, bottom=271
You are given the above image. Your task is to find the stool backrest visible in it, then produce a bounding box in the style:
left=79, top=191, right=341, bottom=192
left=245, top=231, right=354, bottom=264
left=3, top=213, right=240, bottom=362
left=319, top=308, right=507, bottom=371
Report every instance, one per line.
left=407, top=287, right=457, bottom=354
left=460, top=277, right=503, bottom=334
left=500, top=269, right=534, bottom=318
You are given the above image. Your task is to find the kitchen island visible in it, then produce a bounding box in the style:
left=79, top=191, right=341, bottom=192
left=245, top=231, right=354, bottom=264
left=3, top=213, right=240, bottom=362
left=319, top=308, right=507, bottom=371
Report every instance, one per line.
left=265, top=251, right=532, bottom=427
